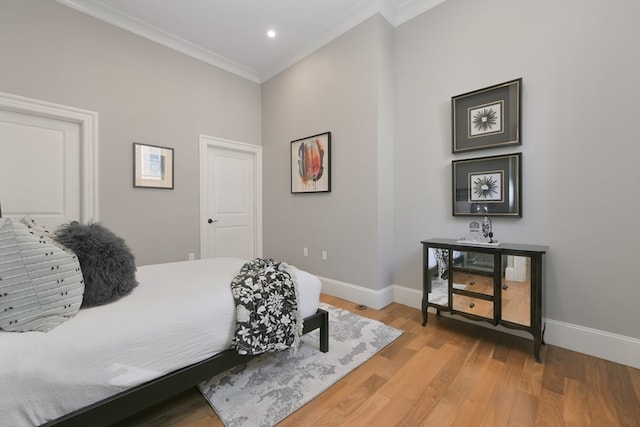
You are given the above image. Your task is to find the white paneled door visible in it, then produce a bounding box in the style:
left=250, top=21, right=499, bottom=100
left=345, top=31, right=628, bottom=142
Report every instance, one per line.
left=0, top=110, right=81, bottom=230
left=199, top=136, right=262, bottom=260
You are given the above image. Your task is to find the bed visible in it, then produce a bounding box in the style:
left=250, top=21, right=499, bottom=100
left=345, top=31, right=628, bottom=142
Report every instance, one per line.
left=0, top=256, right=327, bottom=427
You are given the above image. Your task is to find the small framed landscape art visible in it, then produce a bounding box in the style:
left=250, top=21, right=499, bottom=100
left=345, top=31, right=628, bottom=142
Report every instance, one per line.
left=133, top=143, right=174, bottom=189
left=452, top=78, right=522, bottom=153
left=291, top=132, right=331, bottom=194
left=452, top=153, right=522, bottom=217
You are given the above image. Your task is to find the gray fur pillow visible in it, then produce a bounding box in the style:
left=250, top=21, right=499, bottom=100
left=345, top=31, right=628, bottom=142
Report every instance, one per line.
left=54, top=222, right=138, bottom=308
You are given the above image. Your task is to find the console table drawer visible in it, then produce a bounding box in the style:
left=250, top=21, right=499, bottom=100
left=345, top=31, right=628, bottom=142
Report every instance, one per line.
left=452, top=271, right=494, bottom=296
left=452, top=294, right=493, bottom=319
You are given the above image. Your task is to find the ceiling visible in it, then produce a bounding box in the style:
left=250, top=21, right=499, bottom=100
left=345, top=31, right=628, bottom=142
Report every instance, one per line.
left=56, top=0, right=445, bottom=83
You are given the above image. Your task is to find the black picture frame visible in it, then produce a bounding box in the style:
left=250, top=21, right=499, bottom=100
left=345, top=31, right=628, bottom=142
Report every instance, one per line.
left=452, top=78, right=522, bottom=153
left=290, top=132, right=331, bottom=193
left=133, top=143, right=174, bottom=189
left=452, top=153, right=522, bottom=217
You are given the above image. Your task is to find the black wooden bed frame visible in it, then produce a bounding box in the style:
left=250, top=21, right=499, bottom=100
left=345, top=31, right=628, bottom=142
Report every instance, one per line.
left=43, top=309, right=329, bottom=427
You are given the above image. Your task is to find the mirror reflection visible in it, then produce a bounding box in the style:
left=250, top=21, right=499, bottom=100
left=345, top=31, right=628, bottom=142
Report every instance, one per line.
left=427, top=248, right=450, bottom=306
left=501, top=255, right=531, bottom=326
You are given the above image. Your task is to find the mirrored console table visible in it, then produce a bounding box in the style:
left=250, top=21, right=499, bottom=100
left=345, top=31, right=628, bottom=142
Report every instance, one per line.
left=421, top=238, right=547, bottom=362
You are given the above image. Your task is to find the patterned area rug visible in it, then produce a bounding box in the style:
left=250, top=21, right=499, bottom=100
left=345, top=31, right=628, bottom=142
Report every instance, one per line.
left=198, top=303, right=403, bottom=427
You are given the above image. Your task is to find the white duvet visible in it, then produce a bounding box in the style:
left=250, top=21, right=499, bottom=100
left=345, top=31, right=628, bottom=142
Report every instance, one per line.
left=0, top=257, right=322, bottom=427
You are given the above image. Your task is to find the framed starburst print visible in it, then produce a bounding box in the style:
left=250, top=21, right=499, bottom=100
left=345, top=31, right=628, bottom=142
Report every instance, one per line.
left=452, top=78, right=521, bottom=153
left=452, top=153, right=522, bottom=217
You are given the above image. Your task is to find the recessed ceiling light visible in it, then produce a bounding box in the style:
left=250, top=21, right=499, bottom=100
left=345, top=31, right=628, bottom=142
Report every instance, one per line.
left=267, top=29, right=276, bottom=38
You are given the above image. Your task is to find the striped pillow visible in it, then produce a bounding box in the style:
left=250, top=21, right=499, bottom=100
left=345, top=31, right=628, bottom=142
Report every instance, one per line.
left=0, top=218, right=84, bottom=332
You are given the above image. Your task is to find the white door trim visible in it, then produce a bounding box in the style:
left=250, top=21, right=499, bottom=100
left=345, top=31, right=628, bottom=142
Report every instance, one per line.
left=0, top=92, right=99, bottom=222
left=199, top=134, right=262, bottom=259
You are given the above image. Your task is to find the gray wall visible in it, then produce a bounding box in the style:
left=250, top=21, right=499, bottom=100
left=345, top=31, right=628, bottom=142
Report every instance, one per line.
left=261, top=15, right=395, bottom=291
left=262, top=0, right=640, bottom=340
left=3, top=0, right=639, bottom=341
left=393, top=0, right=640, bottom=338
left=0, top=0, right=261, bottom=266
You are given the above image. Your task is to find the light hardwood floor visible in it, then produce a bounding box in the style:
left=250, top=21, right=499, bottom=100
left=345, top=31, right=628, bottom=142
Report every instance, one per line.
left=116, top=294, right=640, bottom=427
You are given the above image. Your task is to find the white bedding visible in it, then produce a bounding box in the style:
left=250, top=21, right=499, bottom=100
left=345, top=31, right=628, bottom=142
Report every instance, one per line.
left=0, top=257, right=322, bottom=427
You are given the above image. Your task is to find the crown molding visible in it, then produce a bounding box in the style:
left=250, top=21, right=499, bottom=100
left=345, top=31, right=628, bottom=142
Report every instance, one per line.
left=259, top=0, right=446, bottom=82
left=386, top=0, right=447, bottom=26
left=56, top=0, right=446, bottom=84
left=55, top=0, right=260, bottom=82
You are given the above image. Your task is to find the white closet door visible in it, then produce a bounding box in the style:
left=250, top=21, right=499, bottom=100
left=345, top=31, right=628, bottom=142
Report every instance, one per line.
left=0, top=109, right=81, bottom=230
left=199, top=136, right=262, bottom=261
left=204, top=146, right=255, bottom=259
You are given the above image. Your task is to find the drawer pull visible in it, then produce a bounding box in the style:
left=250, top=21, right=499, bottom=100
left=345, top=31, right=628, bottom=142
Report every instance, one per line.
left=469, top=280, right=475, bottom=286
left=502, top=284, right=509, bottom=290
left=469, top=302, right=475, bottom=308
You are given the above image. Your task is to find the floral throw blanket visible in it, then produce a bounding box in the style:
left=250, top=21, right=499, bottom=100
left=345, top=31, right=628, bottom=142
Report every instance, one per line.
left=230, top=258, right=303, bottom=355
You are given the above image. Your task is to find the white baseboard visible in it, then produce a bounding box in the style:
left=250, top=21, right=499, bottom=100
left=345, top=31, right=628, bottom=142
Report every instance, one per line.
left=320, top=278, right=640, bottom=369
left=544, top=319, right=640, bottom=369
left=318, top=276, right=394, bottom=310
left=391, top=284, right=422, bottom=310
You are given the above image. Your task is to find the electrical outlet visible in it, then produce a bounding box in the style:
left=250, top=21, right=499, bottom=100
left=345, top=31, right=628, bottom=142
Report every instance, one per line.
left=188, top=253, right=195, bottom=261
left=321, top=250, right=327, bottom=261
left=303, top=247, right=308, bottom=257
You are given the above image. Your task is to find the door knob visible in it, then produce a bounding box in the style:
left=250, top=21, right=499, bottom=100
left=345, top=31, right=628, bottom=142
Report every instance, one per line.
left=208, top=218, right=218, bottom=224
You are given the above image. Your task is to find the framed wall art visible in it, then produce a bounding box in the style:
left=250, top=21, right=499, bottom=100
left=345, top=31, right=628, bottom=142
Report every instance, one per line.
left=452, top=152, right=522, bottom=217
left=452, top=78, right=521, bottom=153
left=133, top=142, right=174, bottom=189
left=291, top=132, right=331, bottom=194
